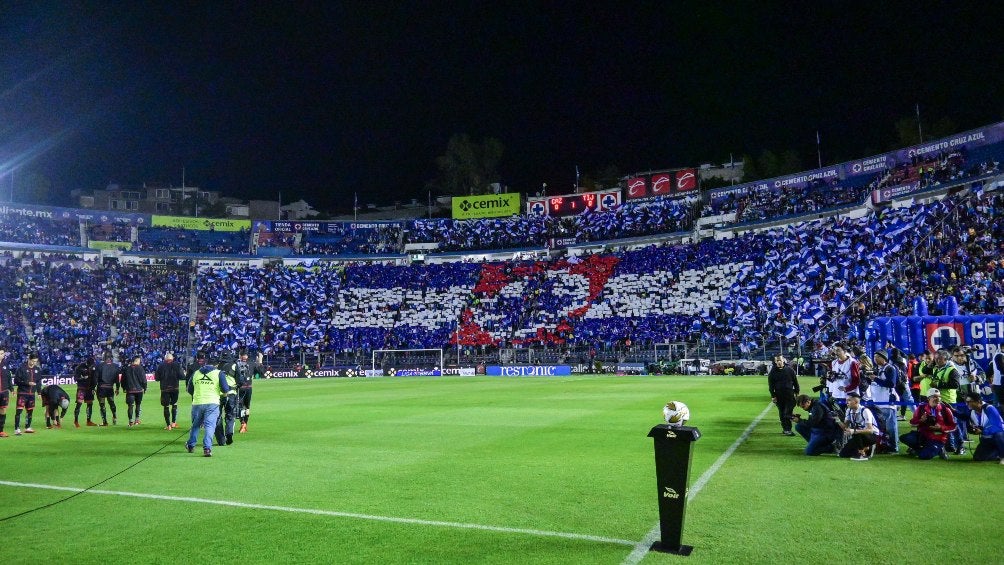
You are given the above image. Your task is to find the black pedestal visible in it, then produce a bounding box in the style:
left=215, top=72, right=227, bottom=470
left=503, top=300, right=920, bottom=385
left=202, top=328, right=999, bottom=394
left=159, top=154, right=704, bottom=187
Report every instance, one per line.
left=647, top=424, right=701, bottom=556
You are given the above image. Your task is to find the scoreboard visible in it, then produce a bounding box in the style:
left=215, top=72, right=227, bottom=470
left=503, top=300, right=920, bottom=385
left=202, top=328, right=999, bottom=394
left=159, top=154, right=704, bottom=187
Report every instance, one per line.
left=528, top=190, right=620, bottom=217
left=548, top=194, right=597, bottom=216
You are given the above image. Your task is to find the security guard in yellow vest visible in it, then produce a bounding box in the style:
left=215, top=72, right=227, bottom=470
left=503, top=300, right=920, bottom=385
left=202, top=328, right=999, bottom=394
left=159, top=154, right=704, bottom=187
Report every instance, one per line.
left=931, top=349, right=964, bottom=454
left=185, top=352, right=230, bottom=457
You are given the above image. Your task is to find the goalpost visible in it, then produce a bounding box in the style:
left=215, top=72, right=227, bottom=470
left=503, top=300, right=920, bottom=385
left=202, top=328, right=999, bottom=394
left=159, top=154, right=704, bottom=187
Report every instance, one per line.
left=654, top=342, right=689, bottom=361
left=371, top=348, right=445, bottom=373
left=498, top=348, right=535, bottom=365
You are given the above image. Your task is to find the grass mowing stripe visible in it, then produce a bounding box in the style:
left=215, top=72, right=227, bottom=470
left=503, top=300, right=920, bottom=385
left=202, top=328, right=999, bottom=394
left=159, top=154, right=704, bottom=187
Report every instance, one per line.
left=0, top=429, right=188, bottom=523
left=620, top=402, right=775, bottom=565
left=0, top=480, right=637, bottom=547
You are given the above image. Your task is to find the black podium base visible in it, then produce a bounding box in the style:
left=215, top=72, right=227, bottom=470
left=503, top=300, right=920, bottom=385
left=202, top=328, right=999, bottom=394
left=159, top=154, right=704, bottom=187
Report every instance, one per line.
left=650, top=541, right=693, bottom=556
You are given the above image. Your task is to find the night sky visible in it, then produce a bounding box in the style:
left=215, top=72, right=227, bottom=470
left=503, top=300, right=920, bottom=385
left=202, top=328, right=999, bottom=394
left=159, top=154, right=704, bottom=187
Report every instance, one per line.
left=2, top=2, right=1003, bottom=211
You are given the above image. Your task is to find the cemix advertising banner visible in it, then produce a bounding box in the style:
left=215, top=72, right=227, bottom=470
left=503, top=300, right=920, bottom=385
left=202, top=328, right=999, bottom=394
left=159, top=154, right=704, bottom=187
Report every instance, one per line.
left=88, top=240, right=133, bottom=251
left=152, top=215, right=251, bottom=232
left=452, top=193, right=521, bottom=219
left=263, top=367, right=363, bottom=378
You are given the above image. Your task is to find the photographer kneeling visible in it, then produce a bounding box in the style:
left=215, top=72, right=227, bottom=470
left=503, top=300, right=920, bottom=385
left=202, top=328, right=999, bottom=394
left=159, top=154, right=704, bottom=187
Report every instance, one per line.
left=901, top=388, right=957, bottom=460
left=836, top=391, right=877, bottom=460
left=965, top=392, right=1004, bottom=463
left=793, top=394, right=841, bottom=455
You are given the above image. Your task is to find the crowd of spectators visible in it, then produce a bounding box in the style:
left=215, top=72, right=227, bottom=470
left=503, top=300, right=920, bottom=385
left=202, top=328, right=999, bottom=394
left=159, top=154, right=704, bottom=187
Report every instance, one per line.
left=88, top=222, right=132, bottom=243
left=705, top=177, right=870, bottom=219
left=0, top=186, right=1000, bottom=372
left=406, top=215, right=555, bottom=251
left=706, top=186, right=1003, bottom=352
left=13, top=260, right=191, bottom=375
left=0, top=258, right=29, bottom=356
left=193, top=262, right=481, bottom=358
left=403, top=197, right=700, bottom=253
left=864, top=190, right=1004, bottom=318
left=704, top=145, right=1003, bottom=225
left=733, top=177, right=874, bottom=223
left=300, top=224, right=402, bottom=255
left=0, top=215, right=80, bottom=247
left=134, top=227, right=251, bottom=254
left=575, top=197, right=699, bottom=241
left=2, top=133, right=1004, bottom=371
left=107, top=264, right=191, bottom=369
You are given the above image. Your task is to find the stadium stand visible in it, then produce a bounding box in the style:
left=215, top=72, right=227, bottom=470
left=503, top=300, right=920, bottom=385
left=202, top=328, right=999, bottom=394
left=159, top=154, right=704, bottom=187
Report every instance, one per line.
left=0, top=214, right=81, bottom=247
left=300, top=223, right=403, bottom=256
left=1, top=124, right=1003, bottom=374
left=135, top=226, right=251, bottom=255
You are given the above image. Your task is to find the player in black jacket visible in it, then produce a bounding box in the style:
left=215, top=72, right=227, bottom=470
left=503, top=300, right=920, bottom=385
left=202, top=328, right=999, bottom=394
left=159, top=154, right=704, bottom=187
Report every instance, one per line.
left=73, top=357, right=99, bottom=427
left=0, top=346, right=13, bottom=437
left=234, top=351, right=262, bottom=433
left=155, top=352, right=185, bottom=430
left=121, top=355, right=148, bottom=427
left=95, top=353, right=121, bottom=426
left=40, top=384, right=70, bottom=428
left=14, top=352, right=42, bottom=435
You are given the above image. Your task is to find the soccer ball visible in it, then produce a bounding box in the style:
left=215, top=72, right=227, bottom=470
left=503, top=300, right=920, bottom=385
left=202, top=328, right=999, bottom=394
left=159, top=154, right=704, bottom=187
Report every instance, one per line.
left=663, top=401, right=690, bottom=427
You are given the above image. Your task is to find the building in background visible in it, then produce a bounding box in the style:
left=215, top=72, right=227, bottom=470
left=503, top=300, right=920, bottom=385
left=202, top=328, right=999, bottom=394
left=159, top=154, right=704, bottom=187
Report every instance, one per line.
left=72, top=183, right=280, bottom=219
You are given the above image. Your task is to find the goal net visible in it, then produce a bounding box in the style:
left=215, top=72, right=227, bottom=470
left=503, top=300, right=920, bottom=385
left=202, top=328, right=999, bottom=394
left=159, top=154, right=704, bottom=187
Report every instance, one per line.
left=372, top=348, right=444, bottom=375
left=654, top=342, right=688, bottom=362
left=498, top=348, right=535, bottom=365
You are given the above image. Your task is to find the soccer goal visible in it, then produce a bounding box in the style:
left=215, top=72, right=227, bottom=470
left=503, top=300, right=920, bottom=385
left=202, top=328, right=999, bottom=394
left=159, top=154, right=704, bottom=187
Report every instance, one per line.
left=371, top=348, right=444, bottom=374
left=498, top=348, right=535, bottom=365
left=654, top=342, right=689, bottom=362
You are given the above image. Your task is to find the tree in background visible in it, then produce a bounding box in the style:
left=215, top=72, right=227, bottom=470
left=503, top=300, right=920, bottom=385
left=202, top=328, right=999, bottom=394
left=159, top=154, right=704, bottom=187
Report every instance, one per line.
left=429, top=134, right=504, bottom=196
left=740, top=149, right=803, bottom=183
left=893, top=115, right=956, bottom=148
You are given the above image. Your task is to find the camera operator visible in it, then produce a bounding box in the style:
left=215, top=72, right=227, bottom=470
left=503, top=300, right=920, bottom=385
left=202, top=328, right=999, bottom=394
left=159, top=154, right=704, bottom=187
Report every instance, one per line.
left=768, top=354, right=800, bottom=436
left=870, top=351, right=900, bottom=453
left=836, top=391, right=877, bottom=460
left=900, top=388, right=957, bottom=460
left=905, top=353, right=920, bottom=418
left=913, top=351, right=935, bottom=401
left=964, top=392, right=1004, bottom=463
left=952, top=347, right=986, bottom=450
left=885, top=342, right=911, bottom=419
left=951, top=347, right=985, bottom=397
left=827, top=344, right=860, bottom=403
left=930, top=349, right=964, bottom=454
left=811, top=341, right=830, bottom=382
left=793, top=394, right=841, bottom=456
left=989, top=349, right=1004, bottom=409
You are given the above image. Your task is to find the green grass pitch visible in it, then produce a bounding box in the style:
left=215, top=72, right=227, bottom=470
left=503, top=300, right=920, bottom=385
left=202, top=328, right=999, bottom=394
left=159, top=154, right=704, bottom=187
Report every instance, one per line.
left=1, top=375, right=1001, bottom=564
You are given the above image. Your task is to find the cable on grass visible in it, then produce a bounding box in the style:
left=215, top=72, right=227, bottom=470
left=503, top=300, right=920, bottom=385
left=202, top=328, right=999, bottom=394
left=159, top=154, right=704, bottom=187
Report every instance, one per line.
left=0, top=430, right=189, bottom=522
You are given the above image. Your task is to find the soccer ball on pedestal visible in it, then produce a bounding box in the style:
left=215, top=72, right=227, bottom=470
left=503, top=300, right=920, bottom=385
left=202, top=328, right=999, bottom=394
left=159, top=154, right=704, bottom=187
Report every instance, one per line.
left=662, top=401, right=690, bottom=427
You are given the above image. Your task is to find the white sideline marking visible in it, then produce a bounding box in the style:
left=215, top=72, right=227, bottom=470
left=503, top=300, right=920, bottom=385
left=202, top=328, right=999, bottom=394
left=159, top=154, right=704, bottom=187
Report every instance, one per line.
left=620, top=402, right=775, bottom=565
left=0, top=480, right=635, bottom=547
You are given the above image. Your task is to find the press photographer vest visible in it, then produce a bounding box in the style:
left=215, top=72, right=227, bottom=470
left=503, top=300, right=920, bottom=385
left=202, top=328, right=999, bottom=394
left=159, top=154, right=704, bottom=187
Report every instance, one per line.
left=829, top=357, right=855, bottom=399
left=932, top=365, right=958, bottom=403
left=845, top=406, right=874, bottom=432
